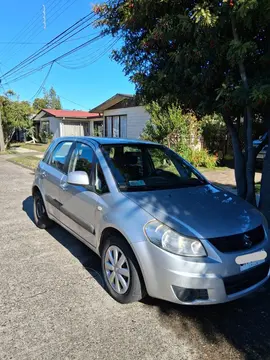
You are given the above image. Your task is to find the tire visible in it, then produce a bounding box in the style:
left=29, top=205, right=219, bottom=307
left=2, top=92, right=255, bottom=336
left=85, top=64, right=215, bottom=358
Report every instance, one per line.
left=101, top=235, right=146, bottom=304
left=33, top=191, right=53, bottom=229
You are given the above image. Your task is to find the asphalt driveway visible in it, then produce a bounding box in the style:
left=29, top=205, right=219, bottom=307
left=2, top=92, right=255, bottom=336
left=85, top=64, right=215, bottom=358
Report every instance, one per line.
left=1, top=158, right=270, bottom=360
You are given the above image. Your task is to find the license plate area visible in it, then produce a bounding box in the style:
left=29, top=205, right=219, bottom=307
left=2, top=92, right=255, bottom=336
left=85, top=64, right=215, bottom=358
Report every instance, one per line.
left=240, top=259, right=265, bottom=272
left=235, top=250, right=267, bottom=272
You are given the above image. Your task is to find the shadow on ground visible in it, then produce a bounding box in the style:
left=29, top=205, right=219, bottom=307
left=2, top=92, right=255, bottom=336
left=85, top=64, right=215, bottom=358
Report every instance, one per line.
left=22, top=196, right=104, bottom=288
left=22, top=196, right=270, bottom=359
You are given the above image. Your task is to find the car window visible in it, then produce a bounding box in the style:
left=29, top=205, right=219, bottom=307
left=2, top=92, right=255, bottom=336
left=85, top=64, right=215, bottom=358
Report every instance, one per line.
left=50, top=141, right=73, bottom=173
left=42, top=141, right=56, bottom=164
left=68, top=143, right=94, bottom=179
left=102, top=144, right=205, bottom=191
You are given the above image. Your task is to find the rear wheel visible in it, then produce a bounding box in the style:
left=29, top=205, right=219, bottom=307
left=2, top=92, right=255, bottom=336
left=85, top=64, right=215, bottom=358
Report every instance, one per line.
left=33, top=191, right=53, bottom=229
left=101, top=235, right=145, bottom=303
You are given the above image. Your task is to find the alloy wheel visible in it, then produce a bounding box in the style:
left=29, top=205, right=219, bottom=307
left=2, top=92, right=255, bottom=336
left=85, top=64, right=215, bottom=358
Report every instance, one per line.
left=104, top=245, right=130, bottom=294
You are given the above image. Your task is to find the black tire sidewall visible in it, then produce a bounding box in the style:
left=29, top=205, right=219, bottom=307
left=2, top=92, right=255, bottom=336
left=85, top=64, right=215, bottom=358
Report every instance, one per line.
left=101, top=235, right=145, bottom=304
left=33, top=192, right=51, bottom=229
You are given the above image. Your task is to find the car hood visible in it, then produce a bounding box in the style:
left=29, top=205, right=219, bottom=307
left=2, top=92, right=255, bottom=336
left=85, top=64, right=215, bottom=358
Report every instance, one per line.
left=124, top=184, right=262, bottom=239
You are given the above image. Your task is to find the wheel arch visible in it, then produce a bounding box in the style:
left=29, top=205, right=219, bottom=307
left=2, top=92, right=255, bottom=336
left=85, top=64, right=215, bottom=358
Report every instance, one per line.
left=98, top=226, right=147, bottom=292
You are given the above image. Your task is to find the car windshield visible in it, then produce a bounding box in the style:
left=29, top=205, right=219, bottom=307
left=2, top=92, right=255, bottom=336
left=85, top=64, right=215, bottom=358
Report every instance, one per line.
left=101, top=144, right=206, bottom=191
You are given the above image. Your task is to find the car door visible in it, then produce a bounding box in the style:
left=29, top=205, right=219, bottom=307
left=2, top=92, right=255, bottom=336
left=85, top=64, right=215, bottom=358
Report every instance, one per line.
left=40, top=140, right=74, bottom=220
left=59, top=142, right=108, bottom=248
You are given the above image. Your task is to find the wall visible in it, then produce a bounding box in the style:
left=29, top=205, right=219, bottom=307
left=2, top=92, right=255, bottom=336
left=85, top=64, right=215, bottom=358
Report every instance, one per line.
left=104, top=106, right=150, bottom=139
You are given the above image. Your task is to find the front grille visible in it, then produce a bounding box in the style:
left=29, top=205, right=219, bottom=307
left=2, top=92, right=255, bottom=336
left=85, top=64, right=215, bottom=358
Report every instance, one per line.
left=224, top=263, right=269, bottom=295
left=208, top=225, right=265, bottom=253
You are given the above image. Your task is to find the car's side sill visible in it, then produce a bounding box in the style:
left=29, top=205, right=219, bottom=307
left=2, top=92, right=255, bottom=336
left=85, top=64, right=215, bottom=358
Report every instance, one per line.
left=49, top=214, right=100, bottom=256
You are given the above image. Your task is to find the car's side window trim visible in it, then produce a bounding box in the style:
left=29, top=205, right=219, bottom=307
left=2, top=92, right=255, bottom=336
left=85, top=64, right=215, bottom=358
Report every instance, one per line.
left=48, top=140, right=75, bottom=174
left=92, top=154, right=110, bottom=195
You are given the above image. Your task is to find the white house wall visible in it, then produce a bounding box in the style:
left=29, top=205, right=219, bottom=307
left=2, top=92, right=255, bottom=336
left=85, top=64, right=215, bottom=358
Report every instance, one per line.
left=104, top=106, right=150, bottom=139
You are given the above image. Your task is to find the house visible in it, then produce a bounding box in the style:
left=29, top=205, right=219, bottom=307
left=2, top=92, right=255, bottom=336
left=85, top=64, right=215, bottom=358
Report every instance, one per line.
left=90, top=93, right=150, bottom=138
left=32, top=109, right=102, bottom=139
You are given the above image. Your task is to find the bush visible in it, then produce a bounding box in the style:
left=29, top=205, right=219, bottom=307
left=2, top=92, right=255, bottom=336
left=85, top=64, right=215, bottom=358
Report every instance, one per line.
left=180, top=148, right=217, bottom=169
left=201, top=113, right=227, bottom=155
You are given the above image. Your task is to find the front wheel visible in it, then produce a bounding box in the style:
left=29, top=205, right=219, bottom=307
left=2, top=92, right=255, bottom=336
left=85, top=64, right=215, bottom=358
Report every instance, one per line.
left=33, top=191, right=53, bottom=229
left=101, top=235, right=145, bottom=304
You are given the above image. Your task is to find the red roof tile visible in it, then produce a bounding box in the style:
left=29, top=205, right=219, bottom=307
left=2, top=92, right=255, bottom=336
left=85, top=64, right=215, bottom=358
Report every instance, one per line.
left=43, top=109, right=100, bottom=119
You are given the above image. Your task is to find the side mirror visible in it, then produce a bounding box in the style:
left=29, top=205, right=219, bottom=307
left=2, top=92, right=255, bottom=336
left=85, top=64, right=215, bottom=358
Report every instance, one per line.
left=67, top=171, right=89, bottom=186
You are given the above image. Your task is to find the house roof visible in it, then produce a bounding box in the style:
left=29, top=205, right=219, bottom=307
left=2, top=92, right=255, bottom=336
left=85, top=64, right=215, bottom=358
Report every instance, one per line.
left=90, top=93, right=134, bottom=113
left=41, top=109, right=100, bottom=119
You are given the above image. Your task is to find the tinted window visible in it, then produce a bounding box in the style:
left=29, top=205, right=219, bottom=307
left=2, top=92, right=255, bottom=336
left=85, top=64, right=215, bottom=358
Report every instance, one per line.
left=50, top=141, right=73, bottom=172
left=68, top=143, right=94, bottom=179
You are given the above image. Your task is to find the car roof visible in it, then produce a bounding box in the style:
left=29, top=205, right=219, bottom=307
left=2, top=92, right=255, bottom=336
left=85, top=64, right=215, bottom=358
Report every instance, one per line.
left=54, top=136, right=158, bottom=146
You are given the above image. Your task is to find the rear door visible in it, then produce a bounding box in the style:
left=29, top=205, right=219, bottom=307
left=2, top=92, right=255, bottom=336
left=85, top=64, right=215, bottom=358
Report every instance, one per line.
left=40, top=140, right=74, bottom=220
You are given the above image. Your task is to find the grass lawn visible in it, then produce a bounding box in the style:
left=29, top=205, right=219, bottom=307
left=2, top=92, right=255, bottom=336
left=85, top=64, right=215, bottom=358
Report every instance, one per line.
left=9, top=156, right=40, bottom=170
left=11, top=142, right=49, bottom=153
left=0, top=150, right=16, bottom=155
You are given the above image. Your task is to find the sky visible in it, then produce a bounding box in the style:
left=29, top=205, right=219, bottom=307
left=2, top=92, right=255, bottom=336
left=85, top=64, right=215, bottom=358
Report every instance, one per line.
left=0, top=0, right=135, bottom=110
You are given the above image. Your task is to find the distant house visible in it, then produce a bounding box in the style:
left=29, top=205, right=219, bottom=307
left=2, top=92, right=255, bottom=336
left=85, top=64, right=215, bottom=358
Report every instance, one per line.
left=90, top=93, right=150, bottom=138
left=32, top=109, right=102, bottom=139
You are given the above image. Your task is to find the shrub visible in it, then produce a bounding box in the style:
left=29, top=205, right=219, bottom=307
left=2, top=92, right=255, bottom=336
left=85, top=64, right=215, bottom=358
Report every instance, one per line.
left=180, top=148, right=217, bottom=169
left=201, top=113, right=227, bottom=155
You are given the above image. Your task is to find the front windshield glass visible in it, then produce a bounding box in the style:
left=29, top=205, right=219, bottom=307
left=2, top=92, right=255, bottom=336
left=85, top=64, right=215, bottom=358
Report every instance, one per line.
left=101, top=144, right=206, bottom=191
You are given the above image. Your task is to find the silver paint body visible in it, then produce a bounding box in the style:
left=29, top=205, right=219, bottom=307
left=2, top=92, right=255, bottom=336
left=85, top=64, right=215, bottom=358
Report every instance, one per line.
left=33, top=137, right=270, bottom=305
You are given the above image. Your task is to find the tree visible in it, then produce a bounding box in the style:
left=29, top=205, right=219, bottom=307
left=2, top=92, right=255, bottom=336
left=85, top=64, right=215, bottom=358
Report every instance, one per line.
left=33, top=97, right=47, bottom=112
left=95, top=0, right=270, bottom=221
left=0, top=91, right=33, bottom=149
left=33, top=87, right=62, bottom=111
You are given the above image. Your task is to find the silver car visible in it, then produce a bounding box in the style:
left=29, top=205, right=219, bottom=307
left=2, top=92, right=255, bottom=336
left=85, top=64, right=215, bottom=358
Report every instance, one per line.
left=32, top=137, right=270, bottom=305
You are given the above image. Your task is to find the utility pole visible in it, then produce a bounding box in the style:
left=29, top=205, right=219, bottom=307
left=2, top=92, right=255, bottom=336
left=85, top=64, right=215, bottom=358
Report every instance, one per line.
left=0, top=109, right=5, bottom=151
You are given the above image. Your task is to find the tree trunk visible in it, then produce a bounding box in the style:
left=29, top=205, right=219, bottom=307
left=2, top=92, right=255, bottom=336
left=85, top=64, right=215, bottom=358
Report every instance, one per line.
left=245, top=106, right=256, bottom=205
left=4, top=129, right=15, bottom=150
left=259, top=129, right=270, bottom=224
left=225, top=115, right=247, bottom=198
left=231, top=14, right=255, bottom=204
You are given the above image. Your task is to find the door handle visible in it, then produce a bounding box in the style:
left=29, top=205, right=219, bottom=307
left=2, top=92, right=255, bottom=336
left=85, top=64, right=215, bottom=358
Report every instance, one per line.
left=40, top=171, right=47, bottom=178
left=60, top=183, right=68, bottom=191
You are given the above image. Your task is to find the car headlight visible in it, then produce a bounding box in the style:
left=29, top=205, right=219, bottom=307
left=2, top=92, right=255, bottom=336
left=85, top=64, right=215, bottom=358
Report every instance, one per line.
left=144, top=220, right=207, bottom=257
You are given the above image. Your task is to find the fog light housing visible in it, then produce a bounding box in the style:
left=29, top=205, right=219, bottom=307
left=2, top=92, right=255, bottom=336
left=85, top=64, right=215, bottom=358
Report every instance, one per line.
left=172, top=286, right=209, bottom=302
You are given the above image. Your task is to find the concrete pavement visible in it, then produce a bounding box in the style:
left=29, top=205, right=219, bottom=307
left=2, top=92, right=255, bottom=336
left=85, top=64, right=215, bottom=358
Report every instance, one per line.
left=1, top=158, right=270, bottom=360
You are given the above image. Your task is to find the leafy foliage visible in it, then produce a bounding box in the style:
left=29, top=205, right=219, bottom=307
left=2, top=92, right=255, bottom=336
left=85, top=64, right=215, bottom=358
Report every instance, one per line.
left=201, top=113, right=227, bottom=155
left=141, top=102, right=216, bottom=168
left=33, top=87, right=62, bottom=111
left=0, top=91, right=33, bottom=148
left=95, top=0, right=270, bottom=116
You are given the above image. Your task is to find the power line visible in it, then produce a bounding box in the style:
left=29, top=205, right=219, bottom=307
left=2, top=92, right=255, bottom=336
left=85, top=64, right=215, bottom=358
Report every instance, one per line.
left=30, top=62, right=54, bottom=100
left=1, top=0, right=81, bottom=64
left=0, top=33, right=98, bottom=45
left=1, top=34, right=104, bottom=86
left=1, top=12, right=97, bottom=81
left=0, top=62, right=90, bottom=110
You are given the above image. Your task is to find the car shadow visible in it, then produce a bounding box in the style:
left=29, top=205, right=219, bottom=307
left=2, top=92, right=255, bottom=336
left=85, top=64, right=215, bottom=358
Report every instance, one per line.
left=22, top=196, right=104, bottom=289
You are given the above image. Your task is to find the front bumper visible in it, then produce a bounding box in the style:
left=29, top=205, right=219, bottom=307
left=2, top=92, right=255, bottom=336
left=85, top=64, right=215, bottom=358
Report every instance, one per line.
left=133, top=238, right=270, bottom=305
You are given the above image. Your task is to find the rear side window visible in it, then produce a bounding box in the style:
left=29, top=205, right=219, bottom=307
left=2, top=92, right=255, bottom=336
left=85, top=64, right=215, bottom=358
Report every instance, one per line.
left=50, top=141, right=73, bottom=173
left=42, top=141, right=56, bottom=164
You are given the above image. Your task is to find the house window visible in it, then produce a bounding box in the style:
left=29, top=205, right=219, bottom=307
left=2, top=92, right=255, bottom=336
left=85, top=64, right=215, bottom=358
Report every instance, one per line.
left=105, top=115, right=127, bottom=138
left=41, top=120, right=50, bottom=134
left=94, top=121, right=104, bottom=137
